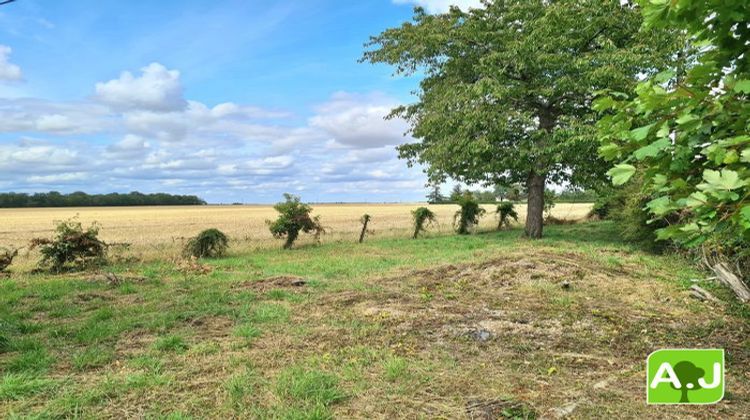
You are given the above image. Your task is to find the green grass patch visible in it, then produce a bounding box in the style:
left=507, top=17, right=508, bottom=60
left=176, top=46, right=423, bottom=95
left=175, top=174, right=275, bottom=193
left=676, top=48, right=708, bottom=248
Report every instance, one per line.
left=0, top=374, right=56, bottom=400
left=153, top=334, right=189, bottom=353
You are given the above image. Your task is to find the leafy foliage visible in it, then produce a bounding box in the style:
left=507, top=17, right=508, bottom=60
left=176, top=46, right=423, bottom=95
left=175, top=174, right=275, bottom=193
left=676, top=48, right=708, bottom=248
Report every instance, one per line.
left=453, top=194, right=486, bottom=234
left=0, top=247, right=18, bottom=272
left=597, top=1, right=750, bottom=260
left=267, top=194, right=325, bottom=249
left=411, top=207, right=437, bottom=239
left=30, top=219, right=107, bottom=272
left=496, top=202, right=518, bottom=230
left=184, top=228, right=229, bottom=259
left=363, top=0, right=674, bottom=237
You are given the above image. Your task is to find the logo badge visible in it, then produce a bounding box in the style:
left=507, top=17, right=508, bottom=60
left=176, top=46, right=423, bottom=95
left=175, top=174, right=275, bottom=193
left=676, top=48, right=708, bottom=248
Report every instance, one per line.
left=647, top=349, right=724, bottom=404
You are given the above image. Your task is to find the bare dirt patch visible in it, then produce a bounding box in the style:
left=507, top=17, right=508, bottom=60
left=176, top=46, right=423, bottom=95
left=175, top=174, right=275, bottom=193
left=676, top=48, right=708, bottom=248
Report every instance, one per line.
left=233, top=275, right=308, bottom=292
left=307, top=251, right=749, bottom=418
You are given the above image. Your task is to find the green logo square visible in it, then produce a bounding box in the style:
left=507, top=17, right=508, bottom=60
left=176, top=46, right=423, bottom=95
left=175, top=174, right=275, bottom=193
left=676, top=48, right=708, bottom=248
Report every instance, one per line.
left=647, top=349, right=724, bottom=404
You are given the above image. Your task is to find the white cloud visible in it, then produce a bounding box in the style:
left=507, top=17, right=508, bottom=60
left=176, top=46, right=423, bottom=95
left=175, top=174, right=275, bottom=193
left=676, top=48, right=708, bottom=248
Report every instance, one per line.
left=393, top=0, right=483, bottom=13
left=105, top=134, right=151, bottom=159
left=27, top=172, right=88, bottom=184
left=95, top=62, right=186, bottom=112
left=0, top=143, right=80, bottom=173
left=309, top=92, right=408, bottom=149
left=0, top=98, right=112, bottom=134
left=0, top=45, right=22, bottom=81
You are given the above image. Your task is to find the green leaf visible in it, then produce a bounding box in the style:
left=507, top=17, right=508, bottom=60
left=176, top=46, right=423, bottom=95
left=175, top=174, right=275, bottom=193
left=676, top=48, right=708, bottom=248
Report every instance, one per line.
left=608, top=164, right=636, bottom=186
left=598, top=143, right=620, bottom=160
left=676, top=113, right=699, bottom=125
left=734, top=79, right=750, bottom=94
left=629, top=124, right=655, bottom=141
left=646, top=196, right=674, bottom=216
left=684, top=192, right=708, bottom=208
left=652, top=173, right=668, bottom=189
left=653, top=70, right=675, bottom=83
left=656, top=122, right=670, bottom=138
left=701, top=169, right=747, bottom=191
left=740, top=206, right=750, bottom=229
left=741, top=149, right=750, bottom=163
left=633, top=138, right=670, bottom=160
left=592, top=96, right=616, bottom=112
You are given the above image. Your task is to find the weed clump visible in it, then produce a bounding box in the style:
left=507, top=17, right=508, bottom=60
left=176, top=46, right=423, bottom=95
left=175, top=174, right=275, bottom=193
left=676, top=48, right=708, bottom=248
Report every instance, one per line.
left=453, top=194, right=485, bottom=234
left=358, top=214, right=372, bottom=243
left=411, top=207, right=437, bottom=239
left=0, top=247, right=18, bottom=272
left=184, top=228, right=229, bottom=258
left=496, top=202, right=518, bottom=230
left=30, top=219, right=107, bottom=272
left=268, top=194, right=325, bottom=249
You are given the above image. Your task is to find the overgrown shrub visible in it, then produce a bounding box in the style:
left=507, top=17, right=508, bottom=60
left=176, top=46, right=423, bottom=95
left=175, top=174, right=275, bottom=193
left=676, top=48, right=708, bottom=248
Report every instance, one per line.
left=0, top=247, right=18, bottom=272
left=592, top=177, right=670, bottom=251
left=453, top=194, right=485, bottom=234
left=411, top=207, right=437, bottom=239
left=30, top=219, right=107, bottom=272
left=184, top=228, right=229, bottom=258
left=496, top=202, right=518, bottom=230
left=267, top=194, right=325, bottom=249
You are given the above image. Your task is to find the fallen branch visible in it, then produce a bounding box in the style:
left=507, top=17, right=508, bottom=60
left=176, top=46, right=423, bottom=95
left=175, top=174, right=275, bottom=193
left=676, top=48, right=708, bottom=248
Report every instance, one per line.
left=689, top=285, right=721, bottom=304
left=711, top=263, right=750, bottom=303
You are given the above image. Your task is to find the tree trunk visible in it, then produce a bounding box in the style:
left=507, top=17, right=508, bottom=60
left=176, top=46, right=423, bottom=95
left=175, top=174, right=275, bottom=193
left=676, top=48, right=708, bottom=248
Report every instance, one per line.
left=680, top=387, right=690, bottom=403
left=525, top=172, right=545, bottom=239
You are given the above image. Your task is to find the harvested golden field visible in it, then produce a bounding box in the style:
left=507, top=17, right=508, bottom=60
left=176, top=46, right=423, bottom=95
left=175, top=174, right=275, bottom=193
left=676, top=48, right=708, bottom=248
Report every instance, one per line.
left=0, top=203, right=592, bottom=266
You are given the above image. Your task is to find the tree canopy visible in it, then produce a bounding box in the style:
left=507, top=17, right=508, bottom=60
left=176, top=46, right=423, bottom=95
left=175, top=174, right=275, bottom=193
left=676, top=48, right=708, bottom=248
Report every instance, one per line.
left=363, top=0, right=674, bottom=237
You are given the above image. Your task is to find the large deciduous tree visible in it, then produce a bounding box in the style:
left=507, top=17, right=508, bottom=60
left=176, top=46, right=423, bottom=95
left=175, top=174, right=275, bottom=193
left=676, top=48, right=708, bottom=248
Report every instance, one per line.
left=363, top=0, right=672, bottom=238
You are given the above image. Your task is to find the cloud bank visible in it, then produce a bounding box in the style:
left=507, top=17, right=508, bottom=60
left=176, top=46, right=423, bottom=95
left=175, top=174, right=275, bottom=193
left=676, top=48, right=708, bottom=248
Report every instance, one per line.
left=0, top=60, right=423, bottom=202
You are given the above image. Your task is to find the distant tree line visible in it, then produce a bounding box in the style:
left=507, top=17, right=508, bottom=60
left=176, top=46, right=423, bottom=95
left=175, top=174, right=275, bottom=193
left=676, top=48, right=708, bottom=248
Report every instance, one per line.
left=0, top=191, right=206, bottom=208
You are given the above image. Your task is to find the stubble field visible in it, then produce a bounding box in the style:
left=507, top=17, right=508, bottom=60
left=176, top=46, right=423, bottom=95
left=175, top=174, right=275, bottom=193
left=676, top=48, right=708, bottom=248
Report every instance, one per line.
left=0, top=203, right=592, bottom=269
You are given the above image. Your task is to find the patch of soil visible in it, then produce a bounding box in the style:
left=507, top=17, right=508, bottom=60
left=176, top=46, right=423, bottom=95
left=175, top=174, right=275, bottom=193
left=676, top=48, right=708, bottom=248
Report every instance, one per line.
left=465, top=398, right=536, bottom=419
left=75, top=291, right=114, bottom=302
left=191, top=316, right=234, bottom=340
left=88, top=272, right=148, bottom=286
left=233, top=275, right=308, bottom=292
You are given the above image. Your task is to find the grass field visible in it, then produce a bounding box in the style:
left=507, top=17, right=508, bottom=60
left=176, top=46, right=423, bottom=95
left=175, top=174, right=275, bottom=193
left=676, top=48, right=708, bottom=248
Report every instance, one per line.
left=0, top=203, right=592, bottom=270
left=1, top=221, right=748, bottom=418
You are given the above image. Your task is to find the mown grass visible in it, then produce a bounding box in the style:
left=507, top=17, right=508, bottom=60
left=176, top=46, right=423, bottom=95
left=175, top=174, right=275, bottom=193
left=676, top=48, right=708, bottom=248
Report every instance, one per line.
left=0, top=222, right=748, bottom=418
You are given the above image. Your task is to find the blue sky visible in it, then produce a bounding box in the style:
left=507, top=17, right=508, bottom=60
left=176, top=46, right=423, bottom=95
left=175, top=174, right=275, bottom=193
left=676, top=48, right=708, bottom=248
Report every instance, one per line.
left=0, top=0, right=481, bottom=203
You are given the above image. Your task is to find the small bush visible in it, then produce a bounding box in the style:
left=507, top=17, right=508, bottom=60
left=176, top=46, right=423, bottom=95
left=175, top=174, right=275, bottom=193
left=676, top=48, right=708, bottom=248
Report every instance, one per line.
left=496, top=202, right=518, bottom=230
left=0, top=247, right=18, bottom=272
left=267, top=194, right=325, bottom=249
left=184, top=228, right=229, bottom=258
left=453, top=194, right=485, bottom=234
left=592, top=178, right=670, bottom=251
left=411, top=207, right=437, bottom=239
left=29, top=219, right=107, bottom=272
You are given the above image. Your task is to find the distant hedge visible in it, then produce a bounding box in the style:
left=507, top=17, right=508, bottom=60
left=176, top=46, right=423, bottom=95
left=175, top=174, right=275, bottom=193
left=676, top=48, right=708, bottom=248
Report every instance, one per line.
left=0, top=191, right=206, bottom=208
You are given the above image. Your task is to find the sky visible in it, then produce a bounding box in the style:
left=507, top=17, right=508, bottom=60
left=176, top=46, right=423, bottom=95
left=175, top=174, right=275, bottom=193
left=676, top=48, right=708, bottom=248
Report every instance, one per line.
left=0, top=0, right=483, bottom=203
